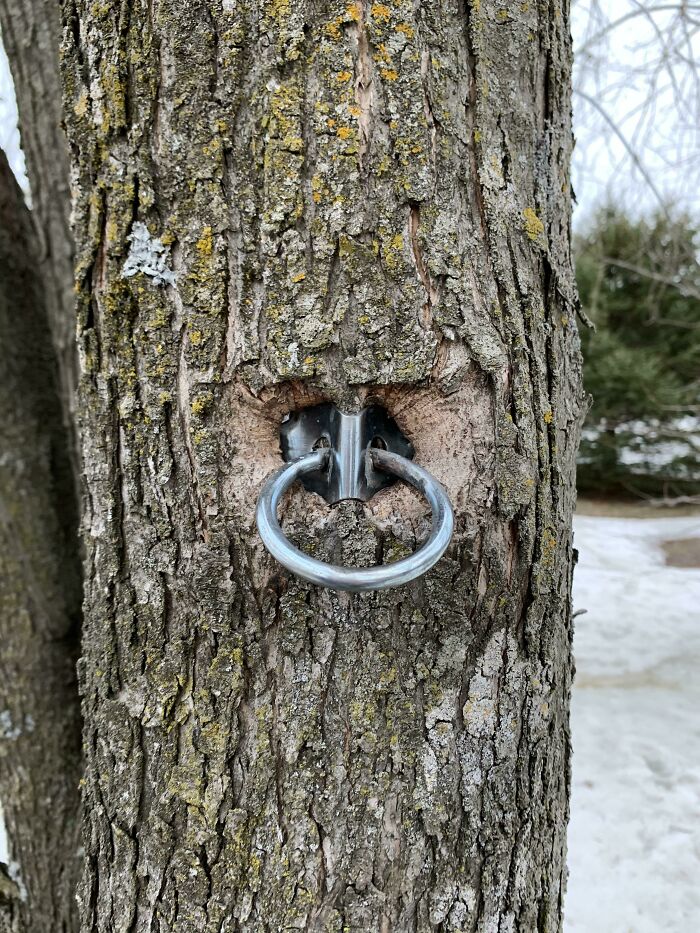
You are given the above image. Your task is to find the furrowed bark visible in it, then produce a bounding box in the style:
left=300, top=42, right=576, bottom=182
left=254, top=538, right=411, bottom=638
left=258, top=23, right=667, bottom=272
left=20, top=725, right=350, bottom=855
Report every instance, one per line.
left=0, top=149, right=82, bottom=932
left=59, top=0, right=585, bottom=930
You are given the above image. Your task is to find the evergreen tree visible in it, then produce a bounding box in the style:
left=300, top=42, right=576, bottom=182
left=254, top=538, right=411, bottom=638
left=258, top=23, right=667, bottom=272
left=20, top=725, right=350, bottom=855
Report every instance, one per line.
left=576, top=208, right=700, bottom=498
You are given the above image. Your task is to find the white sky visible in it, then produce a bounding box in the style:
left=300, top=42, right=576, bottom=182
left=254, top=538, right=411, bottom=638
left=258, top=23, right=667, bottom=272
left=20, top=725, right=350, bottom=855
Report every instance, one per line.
left=2, top=3, right=699, bottom=223
left=0, top=38, right=26, bottom=195
left=572, top=0, right=700, bottom=226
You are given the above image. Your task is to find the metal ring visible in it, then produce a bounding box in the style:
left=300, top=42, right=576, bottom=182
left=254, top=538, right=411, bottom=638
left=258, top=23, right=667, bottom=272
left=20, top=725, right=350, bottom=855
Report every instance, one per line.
left=256, top=447, right=454, bottom=592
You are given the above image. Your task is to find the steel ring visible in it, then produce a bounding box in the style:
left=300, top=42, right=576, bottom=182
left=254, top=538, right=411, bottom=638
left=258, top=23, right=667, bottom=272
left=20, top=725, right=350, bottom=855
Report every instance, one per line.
left=256, top=447, right=454, bottom=592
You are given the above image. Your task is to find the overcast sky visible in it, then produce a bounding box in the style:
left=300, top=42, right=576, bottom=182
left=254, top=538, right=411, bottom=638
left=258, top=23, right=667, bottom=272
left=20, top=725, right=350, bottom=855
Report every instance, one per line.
left=572, top=0, right=700, bottom=226
left=0, top=40, right=24, bottom=194
left=2, top=1, right=698, bottom=227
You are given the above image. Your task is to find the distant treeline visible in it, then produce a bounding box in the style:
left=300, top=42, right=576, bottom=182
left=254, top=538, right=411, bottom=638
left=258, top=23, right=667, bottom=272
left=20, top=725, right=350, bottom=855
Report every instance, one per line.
left=575, top=208, right=700, bottom=500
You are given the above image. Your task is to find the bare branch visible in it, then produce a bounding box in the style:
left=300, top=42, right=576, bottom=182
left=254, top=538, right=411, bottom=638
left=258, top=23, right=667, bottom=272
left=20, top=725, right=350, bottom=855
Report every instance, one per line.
left=574, top=88, right=670, bottom=214
left=599, top=254, right=700, bottom=299
left=576, top=4, right=700, bottom=56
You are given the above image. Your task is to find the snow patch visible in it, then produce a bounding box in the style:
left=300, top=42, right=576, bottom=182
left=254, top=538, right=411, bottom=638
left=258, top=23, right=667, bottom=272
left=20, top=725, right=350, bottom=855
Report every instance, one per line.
left=0, top=803, right=24, bottom=902
left=580, top=418, right=700, bottom=479
left=0, top=711, right=35, bottom=740
left=566, top=513, right=700, bottom=931
left=7, top=861, right=27, bottom=901
left=0, top=800, right=8, bottom=864
left=121, top=222, right=176, bottom=286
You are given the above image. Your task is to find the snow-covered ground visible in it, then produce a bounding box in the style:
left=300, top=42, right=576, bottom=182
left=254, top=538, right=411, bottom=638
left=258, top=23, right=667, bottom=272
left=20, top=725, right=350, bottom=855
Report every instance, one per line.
left=567, top=513, right=700, bottom=932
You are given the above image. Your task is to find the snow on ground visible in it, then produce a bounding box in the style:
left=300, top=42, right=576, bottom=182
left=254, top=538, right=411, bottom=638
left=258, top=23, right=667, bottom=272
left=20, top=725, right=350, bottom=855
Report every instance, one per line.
left=566, top=513, right=700, bottom=932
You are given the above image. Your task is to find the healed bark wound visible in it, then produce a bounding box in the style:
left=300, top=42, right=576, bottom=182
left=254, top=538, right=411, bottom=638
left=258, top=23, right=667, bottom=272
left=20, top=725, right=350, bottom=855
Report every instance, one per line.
left=0, top=150, right=82, bottom=932
left=60, top=0, right=585, bottom=929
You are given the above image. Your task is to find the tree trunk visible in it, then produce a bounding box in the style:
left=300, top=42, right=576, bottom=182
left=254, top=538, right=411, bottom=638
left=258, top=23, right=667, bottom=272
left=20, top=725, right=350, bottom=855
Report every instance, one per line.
left=57, top=0, right=584, bottom=929
left=0, top=863, right=22, bottom=933
left=0, top=148, right=82, bottom=932
left=0, top=0, right=79, bottom=477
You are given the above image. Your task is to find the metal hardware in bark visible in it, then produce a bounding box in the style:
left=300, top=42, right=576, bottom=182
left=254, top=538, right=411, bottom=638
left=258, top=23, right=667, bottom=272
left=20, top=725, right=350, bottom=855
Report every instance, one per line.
left=280, top=402, right=414, bottom=503
left=255, top=404, right=454, bottom=591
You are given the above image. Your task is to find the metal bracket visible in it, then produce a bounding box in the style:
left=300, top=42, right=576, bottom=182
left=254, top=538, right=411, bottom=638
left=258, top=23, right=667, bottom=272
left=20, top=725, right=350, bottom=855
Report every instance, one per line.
left=280, top=403, right=414, bottom=504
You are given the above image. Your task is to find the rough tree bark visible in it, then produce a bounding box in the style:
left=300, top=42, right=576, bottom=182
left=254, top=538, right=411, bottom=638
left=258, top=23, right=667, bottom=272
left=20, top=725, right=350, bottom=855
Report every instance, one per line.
left=0, top=149, right=82, bottom=932
left=61, top=0, right=585, bottom=928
